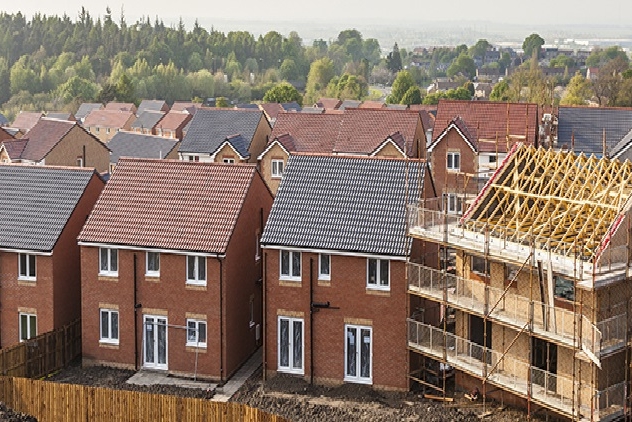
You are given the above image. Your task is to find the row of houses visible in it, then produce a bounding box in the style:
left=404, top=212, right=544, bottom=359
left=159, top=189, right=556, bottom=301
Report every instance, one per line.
left=3, top=99, right=632, bottom=420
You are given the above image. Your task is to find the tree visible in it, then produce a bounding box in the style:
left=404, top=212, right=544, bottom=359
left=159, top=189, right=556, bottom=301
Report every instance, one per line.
left=469, top=39, right=491, bottom=60
left=304, top=57, right=335, bottom=105
left=560, top=72, right=591, bottom=105
left=447, top=53, right=476, bottom=79
left=215, top=96, right=229, bottom=107
left=489, top=80, right=511, bottom=102
left=522, top=33, right=544, bottom=60
left=115, top=73, right=136, bottom=103
left=401, top=86, right=422, bottom=105
left=263, top=82, right=302, bottom=105
left=592, top=56, right=629, bottom=106
left=55, top=75, right=98, bottom=104
left=386, top=43, right=402, bottom=73
left=326, top=73, right=367, bottom=100
left=386, top=70, right=416, bottom=104
left=0, top=57, right=10, bottom=104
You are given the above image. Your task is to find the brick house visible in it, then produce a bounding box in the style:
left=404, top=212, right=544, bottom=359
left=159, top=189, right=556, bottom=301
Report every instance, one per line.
left=0, top=164, right=104, bottom=347
left=10, top=111, right=43, bottom=134
left=261, top=154, right=436, bottom=390
left=429, top=100, right=538, bottom=214
left=9, top=118, right=111, bottom=173
left=130, top=111, right=165, bottom=135
left=258, top=108, right=427, bottom=194
left=178, top=108, right=271, bottom=164
left=154, top=111, right=192, bottom=140
left=78, top=158, right=273, bottom=382
left=83, top=110, right=136, bottom=143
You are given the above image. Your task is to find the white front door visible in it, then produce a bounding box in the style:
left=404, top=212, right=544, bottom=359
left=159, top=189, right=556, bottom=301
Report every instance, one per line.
left=144, top=315, right=168, bottom=370
left=344, top=325, right=372, bottom=384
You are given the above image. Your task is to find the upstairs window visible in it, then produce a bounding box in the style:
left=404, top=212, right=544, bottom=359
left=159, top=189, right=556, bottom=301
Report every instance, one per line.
left=319, top=254, right=331, bottom=280
left=367, top=259, right=389, bottom=290
left=447, top=151, right=460, bottom=172
left=99, top=248, right=118, bottom=276
left=18, top=253, right=36, bottom=281
left=280, top=250, right=301, bottom=281
left=186, top=255, right=206, bottom=285
left=146, top=252, right=160, bottom=277
left=271, top=160, right=284, bottom=178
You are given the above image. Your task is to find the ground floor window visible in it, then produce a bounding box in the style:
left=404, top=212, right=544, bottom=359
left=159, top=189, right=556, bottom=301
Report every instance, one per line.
left=344, top=324, right=372, bottom=384
left=19, top=313, right=37, bottom=342
left=100, top=309, right=119, bottom=344
left=278, top=316, right=303, bottom=374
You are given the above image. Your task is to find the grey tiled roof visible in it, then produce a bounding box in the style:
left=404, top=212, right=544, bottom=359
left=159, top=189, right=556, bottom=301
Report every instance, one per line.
left=108, top=132, right=180, bottom=163
left=0, top=165, right=96, bottom=251
left=261, top=155, right=426, bottom=256
left=131, top=111, right=165, bottom=130
left=557, top=106, right=632, bottom=156
left=223, top=134, right=250, bottom=158
left=75, top=103, right=103, bottom=121
left=179, top=108, right=264, bottom=154
left=0, top=113, right=8, bottom=125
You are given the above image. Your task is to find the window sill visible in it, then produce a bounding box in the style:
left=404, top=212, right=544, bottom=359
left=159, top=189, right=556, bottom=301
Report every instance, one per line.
left=18, top=279, right=37, bottom=286
left=145, top=276, right=160, bottom=283
left=366, top=288, right=390, bottom=297
left=279, top=280, right=302, bottom=287
left=366, top=284, right=390, bottom=292
left=279, top=276, right=301, bottom=282
left=145, top=272, right=160, bottom=278
left=99, top=341, right=119, bottom=349
left=186, top=345, right=207, bottom=353
left=98, top=275, right=119, bottom=282
left=185, top=284, right=208, bottom=291
left=343, top=377, right=372, bottom=385
left=277, top=368, right=304, bottom=375
left=271, top=175, right=283, bottom=179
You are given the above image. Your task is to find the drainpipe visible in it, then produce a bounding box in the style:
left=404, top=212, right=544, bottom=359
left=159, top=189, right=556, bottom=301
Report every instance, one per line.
left=262, top=251, right=267, bottom=384
left=217, top=257, right=224, bottom=385
left=310, top=258, right=314, bottom=385
left=133, top=253, right=139, bottom=370
left=82, top=145, right=86, bottom=168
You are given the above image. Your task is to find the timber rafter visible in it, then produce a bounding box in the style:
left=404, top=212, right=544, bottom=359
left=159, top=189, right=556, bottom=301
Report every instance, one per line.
left=463, top=145, right=632, bottom=262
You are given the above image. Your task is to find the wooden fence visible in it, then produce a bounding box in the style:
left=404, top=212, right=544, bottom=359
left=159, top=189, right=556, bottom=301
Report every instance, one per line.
left=0, top=377, right=289, bottom=422
left=0, top=319, right=81, bottom=379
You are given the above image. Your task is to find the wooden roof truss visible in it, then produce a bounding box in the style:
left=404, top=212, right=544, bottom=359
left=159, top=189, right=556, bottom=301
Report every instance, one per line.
left=463, top=145, right=632, bottom=262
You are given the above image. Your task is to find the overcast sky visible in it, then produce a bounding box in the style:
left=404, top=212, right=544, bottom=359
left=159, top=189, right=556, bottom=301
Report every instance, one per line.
left=2, top=0, right=631, bottom=27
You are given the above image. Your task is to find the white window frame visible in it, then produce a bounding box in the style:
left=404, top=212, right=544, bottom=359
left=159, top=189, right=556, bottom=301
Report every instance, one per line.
left=223, top=158, right=235, bottom=164
left=443, top=193, right=463, bottom=215
left=277, top=316, right=304, bottom=374
left=99, top=247, right=118, bottom=276
left=18, top=253, right=36, bottom=281
left=367, top=258, right=390, bottom=291
left=344, top=324, right=372, bottom=384
left=186, top=319, right=207, bottom=348
left=186, top=255, right=207, bottom=285
left=19, top=313, right=37, bottom=342
left=146, top=251, right=160, bottom=277
left=318, top=253, right=331, bottom=281
left=271, top=159, right=284, bottom=178
left=77, top=157, right=83, bottom=167
left=447, top=151, right=460, bottom=172
left=280, top=250, right=301, bottom=281
left=100, top=309, right=119, bottom=344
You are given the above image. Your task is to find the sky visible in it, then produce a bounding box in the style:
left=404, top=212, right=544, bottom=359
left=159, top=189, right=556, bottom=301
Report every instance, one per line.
left=2, top=0, right=631, bottom=28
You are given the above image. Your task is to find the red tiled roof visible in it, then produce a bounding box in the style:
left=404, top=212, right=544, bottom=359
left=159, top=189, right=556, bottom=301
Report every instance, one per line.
left=259, top=103, right=285, bottom=121
left=334, top=108, right=420, bottom=154
left=155, top=111, right=192, bottom=132
left=267, top=109, right=422, bottom=156
left=316, top=97, right=342, bottom=110
left=270, top=113, right=342, bottom=153
left=83, top=110, right=135, bottom=129
left=171, top=102, right=199, bottom=112
left=419, top=110, right=435, bottom=133
left=11, top=112, right=42, bottom=132
left=358, top=101, right=385, bottom=109
left=78, top=159, right=258, bottom=253
left=1, top=139, right=29, bottom=160
left=104, top=102, right=137, bottom=112
left=433, top=100, right=538, bottom=152
left=21, top=118, right=75, bottom=161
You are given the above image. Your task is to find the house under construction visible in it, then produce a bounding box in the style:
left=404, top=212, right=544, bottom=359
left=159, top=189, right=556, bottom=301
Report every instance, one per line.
left=407, top=144, right=632, bottom=421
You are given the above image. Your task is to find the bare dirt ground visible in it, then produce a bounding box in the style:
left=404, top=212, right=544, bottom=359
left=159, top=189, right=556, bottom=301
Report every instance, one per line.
left=0, top=403, right=37, bottom=421
left=44, top=359, right=549, bottom=422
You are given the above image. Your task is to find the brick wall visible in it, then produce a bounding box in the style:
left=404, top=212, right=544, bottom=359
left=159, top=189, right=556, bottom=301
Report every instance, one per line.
left=264, top=249, right=409, bottom=390
left=258, top=143, right=288, bottom=195
left=430, top=129, right=477, bottom=197
left=46, top=126, right=110, bottom=173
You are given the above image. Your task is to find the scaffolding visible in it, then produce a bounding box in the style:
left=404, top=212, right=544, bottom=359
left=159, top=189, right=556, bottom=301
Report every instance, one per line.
left=407, top=144, right=632, bottom=421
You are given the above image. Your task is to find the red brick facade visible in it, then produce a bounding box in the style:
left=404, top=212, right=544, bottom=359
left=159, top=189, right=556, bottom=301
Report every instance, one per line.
left=80, top=171, right=273, bottom=381
left=430, top=128, right=477, bottom=198
left=0, top=173, right=104, bottom=348
left=263, top=250, right=410, bottom=390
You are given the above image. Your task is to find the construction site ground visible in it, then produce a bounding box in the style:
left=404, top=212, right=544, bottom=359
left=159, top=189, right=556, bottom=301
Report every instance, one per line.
left=44, top=360, right=549, bottom=421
